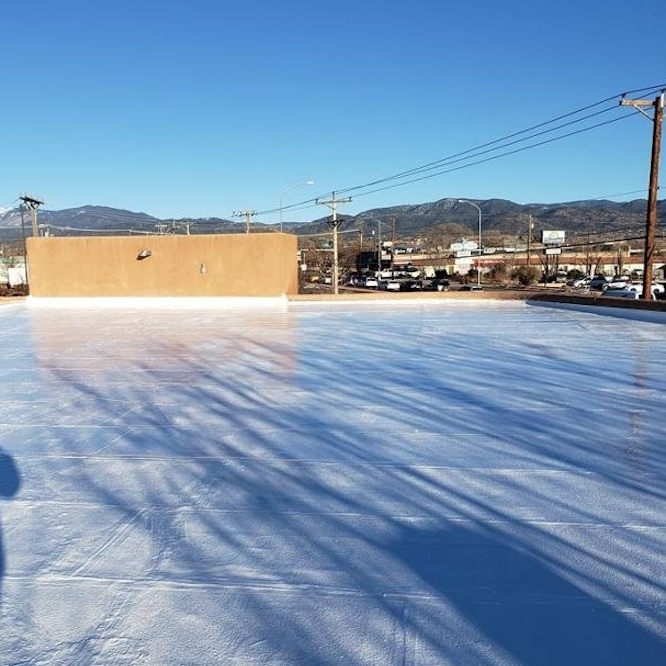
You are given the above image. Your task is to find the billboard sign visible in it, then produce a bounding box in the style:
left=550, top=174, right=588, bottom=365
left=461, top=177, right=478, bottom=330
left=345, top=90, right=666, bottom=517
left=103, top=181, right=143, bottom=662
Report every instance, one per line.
left=541, top=230, right=565, bottom=245
left=450, top=240, right=477, bottom=252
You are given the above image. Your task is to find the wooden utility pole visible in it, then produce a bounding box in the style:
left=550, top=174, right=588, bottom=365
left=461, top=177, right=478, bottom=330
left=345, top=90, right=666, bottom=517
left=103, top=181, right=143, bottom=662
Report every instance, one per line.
left=316, top=192, right=352, bottom=294
left=620, top=93, right=664, bottom=300
left=391, top=216, right=397, bottom=274
left=232, top=210, right=257, bottom=234
left=19, top=195, right=44, bottom=237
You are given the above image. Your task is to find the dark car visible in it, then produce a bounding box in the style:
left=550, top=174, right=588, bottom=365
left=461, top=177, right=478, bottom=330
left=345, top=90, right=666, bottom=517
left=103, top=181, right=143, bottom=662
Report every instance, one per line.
left=588, top=276, right=609, bottom=290
left=424, top=278, right=450, bottom=292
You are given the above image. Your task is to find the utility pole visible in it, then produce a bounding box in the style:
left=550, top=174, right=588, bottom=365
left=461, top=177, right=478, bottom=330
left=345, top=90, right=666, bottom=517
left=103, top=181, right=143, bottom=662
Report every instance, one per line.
left=526, top=214, right=533, bottom=267
left=19, top=195, right=44, bottom=237
left=377, top=220, right=382, bottom=277
left=232, top=210, right=257, bottom=234
left=19, top=203, right=29, bottom=286
left=391, top=216, right=396, bottom=274
left=316, top=192, right=352, bottom=294
left=620, top=92, right=664, bottom=300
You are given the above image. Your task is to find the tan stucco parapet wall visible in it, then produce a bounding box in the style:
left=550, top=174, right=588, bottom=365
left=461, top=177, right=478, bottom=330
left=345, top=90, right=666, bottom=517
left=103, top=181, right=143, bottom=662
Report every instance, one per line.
left=526, top=291, right=666, bottom=312
left=288, top=290, right=528, bottom=302
left=26, top=233, right=298, bottom=298
left=525, top=291, right=666, bottom=322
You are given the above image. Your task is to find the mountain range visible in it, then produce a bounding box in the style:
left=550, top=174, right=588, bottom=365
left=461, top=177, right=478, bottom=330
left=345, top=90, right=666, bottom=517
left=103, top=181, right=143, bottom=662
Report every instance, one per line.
left=0, top=198, right=663, bottom=241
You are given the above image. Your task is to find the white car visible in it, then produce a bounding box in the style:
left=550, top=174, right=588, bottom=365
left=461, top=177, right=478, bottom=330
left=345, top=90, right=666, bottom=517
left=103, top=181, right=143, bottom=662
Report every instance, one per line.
left=602, top=283, right=664, bottom=299
left=567, top=277, right=588, bottom=288
left=602, top=277, right=629, bottom=291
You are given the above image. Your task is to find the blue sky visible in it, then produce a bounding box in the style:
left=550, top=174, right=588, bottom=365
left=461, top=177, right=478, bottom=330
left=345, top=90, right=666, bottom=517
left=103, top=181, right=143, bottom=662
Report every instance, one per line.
left=2, top=0, right=665, bottom=222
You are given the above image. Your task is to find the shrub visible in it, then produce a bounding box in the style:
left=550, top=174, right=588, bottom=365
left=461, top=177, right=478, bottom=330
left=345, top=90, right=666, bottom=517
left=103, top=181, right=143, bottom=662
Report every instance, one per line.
left=511, top=266, right=540, bottom=286
left=488, top=262, right=509, bottom=283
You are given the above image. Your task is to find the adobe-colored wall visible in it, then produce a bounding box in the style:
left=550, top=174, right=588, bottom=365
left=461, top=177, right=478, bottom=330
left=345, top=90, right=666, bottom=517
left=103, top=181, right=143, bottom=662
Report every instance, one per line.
left=26, top=233, right=298, bottom=297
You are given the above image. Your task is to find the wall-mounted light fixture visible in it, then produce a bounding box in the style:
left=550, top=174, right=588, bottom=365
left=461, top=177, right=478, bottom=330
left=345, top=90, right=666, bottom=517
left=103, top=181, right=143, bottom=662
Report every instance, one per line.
left=136, top=248, right=152, bottom=260
left=199, top=262, right=207, bottom=275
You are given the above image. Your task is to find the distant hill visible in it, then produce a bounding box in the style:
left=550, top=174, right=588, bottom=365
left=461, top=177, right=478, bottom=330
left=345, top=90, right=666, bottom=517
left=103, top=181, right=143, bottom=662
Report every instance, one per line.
left=293, top=198, right=664, bottom=239
left=0, top=205, right=239, bottom=236
left=0, top=198, right=662, bottom=240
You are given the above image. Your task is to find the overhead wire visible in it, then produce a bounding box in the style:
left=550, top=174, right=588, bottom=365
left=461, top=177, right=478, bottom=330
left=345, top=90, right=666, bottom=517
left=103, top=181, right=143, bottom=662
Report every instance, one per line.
left=262, top=84, right=666, bottom=219
left=5, top=85, right=663, bottom=227
left=349, top=114, right=636, bottom=200
left=332, top=103, right=624, bottom=194
left=267, top=110, right=633, bottom=217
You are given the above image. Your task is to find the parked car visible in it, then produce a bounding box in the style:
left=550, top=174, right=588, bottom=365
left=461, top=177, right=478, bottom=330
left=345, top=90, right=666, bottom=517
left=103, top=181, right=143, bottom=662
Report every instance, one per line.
left=399, top=279, right=423, bottom=291
left=602, top=283, right=664, bottom=299
left=601, top=288, right=639, bottom=299
left=422, top=278, right=449, bottom=291
left=627, top=282, right=664, bottom=296
left=567, top=277, right=588, bottom=288
left=588, top=276, right=609, bottom=290
left=460, top=284, right=484, bottom=292
left=364, top=277, right=378, bottom=289
left=602, top=276, right=630, bottom=291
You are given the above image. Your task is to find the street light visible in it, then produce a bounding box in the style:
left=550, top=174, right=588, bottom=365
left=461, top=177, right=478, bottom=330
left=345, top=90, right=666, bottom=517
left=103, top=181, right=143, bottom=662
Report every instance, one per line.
left=279, top=180, right=315, bottom=232
left=457, top=199, right=482, bottom=287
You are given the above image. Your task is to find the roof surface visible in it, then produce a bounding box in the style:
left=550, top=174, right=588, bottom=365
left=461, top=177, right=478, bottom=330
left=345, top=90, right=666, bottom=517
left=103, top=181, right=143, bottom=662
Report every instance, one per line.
left=0, top=299, right=664, bottom=665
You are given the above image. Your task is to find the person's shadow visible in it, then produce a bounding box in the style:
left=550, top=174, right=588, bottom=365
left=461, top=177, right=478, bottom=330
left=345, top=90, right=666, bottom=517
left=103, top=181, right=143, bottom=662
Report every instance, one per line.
left=0, top=448, right=20, bottom=605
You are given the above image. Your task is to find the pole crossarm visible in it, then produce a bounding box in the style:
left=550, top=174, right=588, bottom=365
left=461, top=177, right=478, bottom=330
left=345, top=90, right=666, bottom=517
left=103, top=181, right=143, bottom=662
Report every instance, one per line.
left=19, top=194, right=44, bottom=207
left=620, top=96, right=662, bottom=121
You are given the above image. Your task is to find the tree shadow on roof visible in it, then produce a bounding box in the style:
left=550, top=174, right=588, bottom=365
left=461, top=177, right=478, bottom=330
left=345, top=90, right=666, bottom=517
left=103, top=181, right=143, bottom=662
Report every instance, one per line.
left=392, top=521, right=666, bottom=666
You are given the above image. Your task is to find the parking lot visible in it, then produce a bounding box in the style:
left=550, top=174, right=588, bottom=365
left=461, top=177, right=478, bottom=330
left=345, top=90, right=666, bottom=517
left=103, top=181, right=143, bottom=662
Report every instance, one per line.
left=0, top=299, right=664, bottom=665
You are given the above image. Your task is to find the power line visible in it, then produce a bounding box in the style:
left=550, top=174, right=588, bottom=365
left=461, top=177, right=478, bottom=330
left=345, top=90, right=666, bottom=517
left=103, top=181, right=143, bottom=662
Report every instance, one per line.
left=583, top=188, right=647, bottom=201
left=282, top=112, right=637, bottom=212
left=333, top=104, right=624, bottom=195
left=256, top=84, right=666, bottom=219
left=350, top=114, right=636, bottom=200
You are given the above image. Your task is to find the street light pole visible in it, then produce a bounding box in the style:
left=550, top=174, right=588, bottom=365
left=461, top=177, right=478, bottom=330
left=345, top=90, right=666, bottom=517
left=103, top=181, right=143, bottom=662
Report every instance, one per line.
left=458, top=199, right=482, bottom=287
left=279, top=180, right=315, bottom=232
